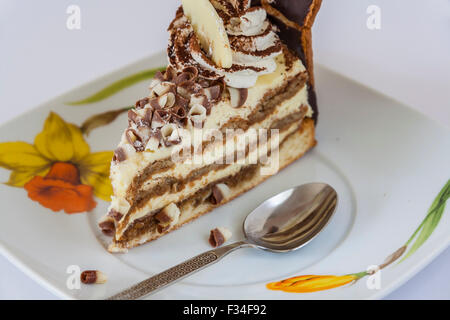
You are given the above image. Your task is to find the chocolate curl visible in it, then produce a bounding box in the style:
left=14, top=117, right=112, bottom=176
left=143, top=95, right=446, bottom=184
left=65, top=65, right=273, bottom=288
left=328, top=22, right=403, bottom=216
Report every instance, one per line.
left=209, top=227, right=232, bottom=247
left=151, top=109, right=171, bottom=129
left=136, top=97, right=150, bottom=109
left=145, top=130, right=162, bottom=151
left=197, top=78, right=212, bottom=88
left=228, top=87, right=248, bottom=108
left=175, top=66, right=199, bottom=85
left=142, top=108, right=153, bottom=127
left=154, top=71, right=165, bottom=82
left=170, top=105, right=188, bottom=127
left=129, top=107, right=153, bottom=127
left=203, top=85, right=222, bottom=101
left=176, top=81, right=193, bottom=99
left=175, top=93, right=189, bottom=110
left=188, top=104, right=207, bottom=128
left=128, top=109, right=138, bottom=124
left=177, top=80, right=203, bottom=99
left=108, top=209, right=123, bottom=222
left=112, top=147, right=126, bottom=163
left=212, top=78, right=226, bottom=97
left=150, top=97, right=163, bottom=110
left=153, top=81, right=177, bottom=97
left=125, top=128, right=145, bottom=151
left=98, top=216, right=116, bottom=236
left=163, top=65, right=177, bottom=82
left=161, top=123, right=181, bottom=146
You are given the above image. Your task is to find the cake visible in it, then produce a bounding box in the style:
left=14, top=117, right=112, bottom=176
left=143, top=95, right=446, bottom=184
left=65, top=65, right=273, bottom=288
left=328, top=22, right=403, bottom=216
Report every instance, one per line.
left=99, top=0, right=322, bottom=252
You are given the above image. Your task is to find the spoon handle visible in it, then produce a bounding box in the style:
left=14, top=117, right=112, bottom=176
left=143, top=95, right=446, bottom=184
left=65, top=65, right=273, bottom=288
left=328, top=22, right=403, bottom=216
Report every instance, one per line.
left=107, top=241, right=250, bottom=300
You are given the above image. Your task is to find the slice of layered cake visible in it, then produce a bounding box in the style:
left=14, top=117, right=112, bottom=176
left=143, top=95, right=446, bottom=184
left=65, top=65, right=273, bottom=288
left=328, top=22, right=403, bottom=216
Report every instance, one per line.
left=99, top=0, right=322, bottom=252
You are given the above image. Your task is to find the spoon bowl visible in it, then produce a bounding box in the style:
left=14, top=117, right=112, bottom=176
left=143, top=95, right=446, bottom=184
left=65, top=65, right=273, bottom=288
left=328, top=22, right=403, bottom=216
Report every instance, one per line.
left=244, top=183, right=338, bottom=252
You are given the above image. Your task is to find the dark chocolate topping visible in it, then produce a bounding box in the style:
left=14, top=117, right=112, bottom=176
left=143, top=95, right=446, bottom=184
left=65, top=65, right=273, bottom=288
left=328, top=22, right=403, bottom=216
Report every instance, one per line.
left=255, top=0, right=320, bottom=123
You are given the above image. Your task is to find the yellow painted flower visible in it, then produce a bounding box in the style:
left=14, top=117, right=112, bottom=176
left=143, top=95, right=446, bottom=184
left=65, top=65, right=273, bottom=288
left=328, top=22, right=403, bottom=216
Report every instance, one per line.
left=0, top=112, right=113, bottom=214
left=267, top=273, right=365, bottom=293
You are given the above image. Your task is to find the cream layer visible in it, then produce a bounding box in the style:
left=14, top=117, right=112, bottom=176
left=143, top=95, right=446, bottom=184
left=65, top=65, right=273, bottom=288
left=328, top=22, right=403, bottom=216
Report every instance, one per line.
left=116, top=118, right=304, bottom=239
left=110, top=53, right=310, bottom=202
left=134, top=84, right=308, bottom=195
left=111, top=79, right=310, bottom=237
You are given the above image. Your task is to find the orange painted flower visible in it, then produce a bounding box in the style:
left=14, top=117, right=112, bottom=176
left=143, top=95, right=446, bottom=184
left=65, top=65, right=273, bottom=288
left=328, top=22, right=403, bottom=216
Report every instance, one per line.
left=267, top=273, right=365, bottom=293
left=0, top=112, right=113, bottom=214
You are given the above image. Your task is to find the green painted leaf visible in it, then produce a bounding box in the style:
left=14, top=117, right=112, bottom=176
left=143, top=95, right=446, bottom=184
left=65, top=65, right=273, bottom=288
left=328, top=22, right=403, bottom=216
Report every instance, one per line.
left=401, top=179, right=450, bottom=261
left=67, top=67, right=166, bottom=105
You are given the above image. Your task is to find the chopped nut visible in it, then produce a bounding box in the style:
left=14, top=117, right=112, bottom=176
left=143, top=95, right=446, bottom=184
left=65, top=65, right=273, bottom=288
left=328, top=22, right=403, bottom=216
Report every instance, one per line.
left=80, top=270, right=108, bottom=284
left=209, top=227, right=232, bottom=248
left=210, top=183, right=231, bottom=205
left=155, top=203, right=180, bottom=233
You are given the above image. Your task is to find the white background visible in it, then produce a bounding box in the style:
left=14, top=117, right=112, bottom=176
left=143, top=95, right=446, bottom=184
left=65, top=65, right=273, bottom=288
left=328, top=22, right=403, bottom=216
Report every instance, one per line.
left=0, top=0, right=449, bottom=299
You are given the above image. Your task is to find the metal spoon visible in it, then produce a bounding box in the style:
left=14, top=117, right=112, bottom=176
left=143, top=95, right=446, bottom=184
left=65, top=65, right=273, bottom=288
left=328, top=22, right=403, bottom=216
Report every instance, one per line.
left=108, top=183, right=338, bottom=300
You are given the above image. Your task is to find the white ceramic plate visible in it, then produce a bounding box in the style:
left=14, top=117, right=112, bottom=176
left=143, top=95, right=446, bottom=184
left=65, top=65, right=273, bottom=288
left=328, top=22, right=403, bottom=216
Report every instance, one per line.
left=0, top=52, right=449, bottom=300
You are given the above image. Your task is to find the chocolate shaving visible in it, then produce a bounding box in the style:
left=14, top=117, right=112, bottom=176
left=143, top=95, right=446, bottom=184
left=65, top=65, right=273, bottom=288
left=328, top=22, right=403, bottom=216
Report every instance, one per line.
left=99, top=220, right=115, bottom=236
left=108, top=209, right=123, bottom=222
left=113, top=147, right=126, bottom=162
left=175, top=93, right=189, bottom=109
left=80, top=271, right=97, bottom=284
left=128, top=109, right=138, bottom=124
left=152, top=109, right=171, bottom=129
left=136, top=97, right=149, bottom=109
left=142, top=108, right=153, bottom=126
left=204, top=85, right=222, bottom=101
left=238, top=88, right=248, bottom=106
left=154, top=71, right=165, bottom=81
left=124, top=60, right=228, bottom=153
left=229, top=87, right=248, bottom=108
left=164, top=65, right=177, bottom=82
left=155, top=210, right=171, bottom=224
left=210, top=185, right=224, bottom=205
left=209, top=228, right=225, bottom=247
left=125, top=128, right=144, bottom=151
left=150, top=97, right=162, bottom=110
left=163, top=136, right=181, bottom=147
left=157, top=225, right=170, bottom=234
left=175, top=66, right=199, bottom=85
